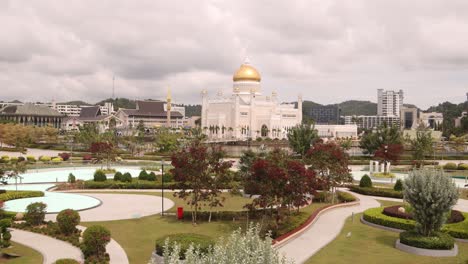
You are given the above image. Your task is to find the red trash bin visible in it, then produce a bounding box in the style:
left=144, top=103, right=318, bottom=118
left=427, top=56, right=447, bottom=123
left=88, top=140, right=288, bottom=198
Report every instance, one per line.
left=177, top=207, right=183, bottom=220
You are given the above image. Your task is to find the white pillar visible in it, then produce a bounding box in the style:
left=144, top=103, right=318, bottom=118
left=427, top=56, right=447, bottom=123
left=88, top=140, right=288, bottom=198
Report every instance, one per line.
left=369, top=160, right=373, bottom=173
left=379, top=162, right=383, bottom=173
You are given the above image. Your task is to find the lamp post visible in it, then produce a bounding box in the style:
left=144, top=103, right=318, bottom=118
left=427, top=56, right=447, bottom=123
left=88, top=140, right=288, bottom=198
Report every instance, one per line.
left=161, top=159, right=165, bottom=216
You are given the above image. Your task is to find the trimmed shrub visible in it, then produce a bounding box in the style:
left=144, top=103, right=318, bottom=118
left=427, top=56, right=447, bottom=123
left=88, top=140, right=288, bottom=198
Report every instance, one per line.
left=155, top=233, right=214, bottom=259
left=93, top=170, right=107, bottom=182
left=10, top=157, right=18, bottom=163
left=68, top=173, right=76, bottom=184
left=54, top=259, right=80, bottom=264
left=0, top=218, right=11, bottom=248
left=400, top=231, right=454, bottom=250
left=161, top=172, right=173, bottom=182
left=0, top=191, right=44, bottom=202
left=337, top=191, right=357, bottom=203
left=443, top=162, right=457, bottom=170
left=147, top=172, right=157, bottom=181
left=113, top=172, right=123, bottom=182
left=359, top=174, right=372, bottom=188
left=56, top=209, right=80, bottom=235
left=24, top=202, right=47, bottom=226
left=26, top=156, right=36, bottom=162
left=138, top=170, right=149, bottom=180
left=363, top=207, right=415, bottom=231
left=349, top=185, right=403, bottom=199
left=39, top=156, right=51, bottom=162
left=81, top=225, right=111, bottom=262
left=120, top=172, right=132, bottom=182
left=458, top=163, right=468, bottom=170
left=394, top=179, right=403, bottom=191
left=17, top=156, right=25, bottom=162
left=58, top=153, right=71, bottom=161
left=82, top=154, right=92, bottom=161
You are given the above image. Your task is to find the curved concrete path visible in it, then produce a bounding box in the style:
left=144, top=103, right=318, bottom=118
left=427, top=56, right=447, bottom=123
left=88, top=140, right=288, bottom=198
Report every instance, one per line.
left=45, top=193, right=174, bottom=221
left=279, top=191, right=468, bottom=264
left=10, top=228, right=83, bottom=264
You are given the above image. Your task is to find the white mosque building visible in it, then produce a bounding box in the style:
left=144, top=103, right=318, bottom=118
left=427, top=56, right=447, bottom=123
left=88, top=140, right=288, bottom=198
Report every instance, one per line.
left=201, top=60, right=302, bottom=140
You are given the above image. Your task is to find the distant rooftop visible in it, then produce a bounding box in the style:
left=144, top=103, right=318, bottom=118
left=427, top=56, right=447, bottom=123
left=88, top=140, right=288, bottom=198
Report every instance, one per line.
left=0, top=103, right=63, bottom=117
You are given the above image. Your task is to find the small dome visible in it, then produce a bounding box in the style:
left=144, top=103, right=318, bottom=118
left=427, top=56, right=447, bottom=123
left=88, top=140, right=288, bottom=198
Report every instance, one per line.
left=233, top=62, right=261, bottom=82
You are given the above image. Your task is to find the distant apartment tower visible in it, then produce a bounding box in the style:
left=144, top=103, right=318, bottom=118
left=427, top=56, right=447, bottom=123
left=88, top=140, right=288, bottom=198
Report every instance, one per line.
left=305, top=105, right=340, bottom=124
left=377, top=89, right=404, bottom=117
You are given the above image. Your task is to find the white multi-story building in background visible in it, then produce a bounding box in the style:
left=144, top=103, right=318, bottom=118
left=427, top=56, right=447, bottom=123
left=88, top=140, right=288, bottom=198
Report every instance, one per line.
left=377, top=89, right=404, bottom=117
left=315, top=124, right=358, bottom=139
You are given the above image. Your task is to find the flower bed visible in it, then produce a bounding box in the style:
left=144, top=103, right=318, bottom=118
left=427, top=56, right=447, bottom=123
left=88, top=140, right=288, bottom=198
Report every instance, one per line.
left=363, top=207, right=468, bottom=239
left=383, top=205, right=464, bottom=224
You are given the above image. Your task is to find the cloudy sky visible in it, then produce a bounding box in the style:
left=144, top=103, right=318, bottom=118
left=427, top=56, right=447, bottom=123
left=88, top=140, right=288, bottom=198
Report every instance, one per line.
left=1, top=0, right=468, bottom=109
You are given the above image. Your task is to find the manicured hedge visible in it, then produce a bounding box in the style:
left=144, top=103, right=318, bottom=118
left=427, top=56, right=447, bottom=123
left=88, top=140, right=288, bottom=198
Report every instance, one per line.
left=54, top=259, right=80, bottom=264
left=0, top=191, right=44, bottom=202
left=83, top=180, right=179, bottom=189
left=155, top=233, right=214, bottom=259
left=363, top=208, right=468, bottom=239
left=348, top=185, right=403, bottom=199
left=443, top=162, right=458, bottom=170
left=337, top=191, right=357, bottom=203
left=400, top=231, right=454, bottom=250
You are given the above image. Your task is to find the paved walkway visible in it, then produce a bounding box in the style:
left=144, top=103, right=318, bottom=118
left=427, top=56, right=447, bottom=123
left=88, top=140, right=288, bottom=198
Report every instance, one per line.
left=279, top=192, right=468, bottom=264
left=10, top=228, right=83, bottom=264
left=45, top=193, right=175, bottom=221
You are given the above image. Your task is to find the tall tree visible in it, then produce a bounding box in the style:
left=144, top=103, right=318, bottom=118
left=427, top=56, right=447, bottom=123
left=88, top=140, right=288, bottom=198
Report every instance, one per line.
left=154, top=128, right=181, bottom=153
left=374, top=144, right=404, bottom=173
left=171, top=142, right=232, bottom=224
left=89, top=142, right=115, bottom=169
left=305, top=142, right=351, bottom=203
left=407, top=130, right=434, bottom=168
left=287, top=122, right=318, bottom=157
left=359, top=123, right=402, bottom=155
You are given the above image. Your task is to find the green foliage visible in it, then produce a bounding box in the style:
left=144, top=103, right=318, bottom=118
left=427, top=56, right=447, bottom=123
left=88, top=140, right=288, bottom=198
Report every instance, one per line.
left=113, top=172, right=123, bottom=182
left=458, top=163, right=468, bottom=170
left=394, top=179, right=403, bottom=191
left=403, top=169, right=459, bottom=236
left=83, top=180, right=177, bottom=189
left=443, top=162, right=458, bottom=170
left=359, top=123, right=402, bottom=154
left=0, top=218, right=11, bottom=248
left=39, top=156, right=51, bottom=162
left=56, top=209, right=80, bottom=235
left=407, top=130, right=433, bottom=167
left=24, top=202, right=47, bottom=226
left=54, top=259, right=80, bottom=264
left=155, top=233, right=214, bottom=259
left=82, top=225, right=111, bottom=262
left=147, top=171, right=157, bottom=181
left=138, top=170, right=149, bottom=180
left=51, top=157, right=63, bottom=164
left=121, top=172, right=132, bottom=182
left=363, top=207, right=415, bottom=231
left=371, top=172, right=396, bottom=178
left=399, top=231, right=454, bottom=250
left=287, top=123, right=318, bottom=157
left=349, top=186, right=403, bottom=198
left=154, top=128, right=181, bottom=153
left=68, top=173, right=76, bottom=183
left=0, top=191, right=44, bottom=202
left=336, top=191, right=357, bottom=203
left=359, top=175, right=372, bottom=188
left=93, top=170, right=107, bottom=182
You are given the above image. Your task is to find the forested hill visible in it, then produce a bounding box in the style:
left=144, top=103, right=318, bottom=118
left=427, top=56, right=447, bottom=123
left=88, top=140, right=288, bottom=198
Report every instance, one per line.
left=96, top=98, right=136, bottom=110
left=301, top=100, right=377, bottom=116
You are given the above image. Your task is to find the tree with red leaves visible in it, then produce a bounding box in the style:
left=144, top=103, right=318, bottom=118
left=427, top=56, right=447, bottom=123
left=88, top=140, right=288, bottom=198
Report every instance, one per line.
left=245, top=149, right=318, bottom=223
left=89, top=142, right=115, bottom=169
left=171, top=142, right=232, bottom=224
left=374, top=144, right=404, bottom=173
left=305, top=142, right=351, bottom=203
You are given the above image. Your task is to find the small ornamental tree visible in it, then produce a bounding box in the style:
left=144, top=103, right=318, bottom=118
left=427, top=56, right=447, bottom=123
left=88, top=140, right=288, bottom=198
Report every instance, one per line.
left=24, top=202, right=47, bottom=226
left=68, top=173, right=76, bottom=183
left=138, top=170, right=149, bottom=180
left=82, top=225, right=111, bottom=262
left=89, top=141, right=115, bottom=169
left=121, top=172, right=132, bottom=182
left=403, top=169, right=459, bottom=236
left=359, top=174, right=372, bottom=188
left=56, top=209, right=80, bottom=235
left=171, top=141, right=232, bottom=224
left=0, top=218, right=11, bottom=248
left=394, top=179, right=403, bottom=191
left=93, top=170, right=107, bottom=182
left=114, top=171, right=123, bottom=181
left=287, top=123, right=318, bottom=157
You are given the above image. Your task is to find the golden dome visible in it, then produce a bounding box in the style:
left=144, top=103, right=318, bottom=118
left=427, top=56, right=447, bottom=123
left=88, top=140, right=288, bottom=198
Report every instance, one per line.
left=233, top=62, right=261, bottom=82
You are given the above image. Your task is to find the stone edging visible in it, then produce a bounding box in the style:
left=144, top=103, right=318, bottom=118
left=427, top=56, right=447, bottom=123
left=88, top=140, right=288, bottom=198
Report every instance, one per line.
left=273, top=198, right=360, bottom=247
left=395, top=239, right=458, bottom=257
left=360, top=216, right=468, bottom=243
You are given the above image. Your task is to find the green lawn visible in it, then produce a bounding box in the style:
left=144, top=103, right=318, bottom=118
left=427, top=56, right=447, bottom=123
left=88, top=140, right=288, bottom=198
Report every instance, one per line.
left=306, top=213, right=468, bottom=264
left=0, top=241, right=43, bottom=264
left=80, top=191, right=329, bottom=264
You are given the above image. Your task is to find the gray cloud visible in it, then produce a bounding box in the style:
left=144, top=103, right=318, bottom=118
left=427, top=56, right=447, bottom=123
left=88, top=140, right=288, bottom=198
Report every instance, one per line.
left=1, top=0, right=468, bottom=109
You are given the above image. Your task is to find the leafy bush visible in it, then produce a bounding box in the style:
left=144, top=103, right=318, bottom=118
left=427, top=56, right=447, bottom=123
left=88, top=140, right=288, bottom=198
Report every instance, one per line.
left=83, top=180, right=179, bottom=189
left=68, top=173, right=76, bottom=184
left=121, top=172, right=132, bottom=182
left=337, top=191, right=357, bottom=203
left=39, top=156, right=51, bottom=162
left=399, top=231, right=454, bottom=250
left=372, top=172, right=395, bottom=178
left=138, top=170, right=149, bottom=180
left=393, top=179, right=403, bottom=191
left=458, top=163, right=468, bottom=170
left=113, top=172, right=123, bottom=182
left=54, top=259, right=80, bottom=264
left=83, top=154, right=92, bottom=161
left=51, top=157, right=63, bottom=164
left=312, top=192, right=329, bottom=202
left=161, top=172, right=173, bottom=182
left=81, top=225, right=111, bottom=262
left=12, top=221, right=80, bottom=247
left=0, top=219, right=11, bottom=248
left=24, top=202, right=47, bottom=226
left=443, top=162, right=457, bottom=170
left=17, top=156, right=25, bottom=162
left=359, top=174, right=372, bottom=188
left=56, top=209, right=80, bottom=235
left=349, top=185, right=403, bottom=198
left=155, top=233, right=214, bottom=259
left=10, top=157, right=18, bottom=163
left=58, top=153, right=71, bottom=161
left=0, top=191, right=44, bottom=202
left=147, top=172, right=157, bottom=181
left=26, top=156, right=36, bottom=162
left=93, top=170, right=107, bottom=182
left=363, top=207, right=415, bottom=231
